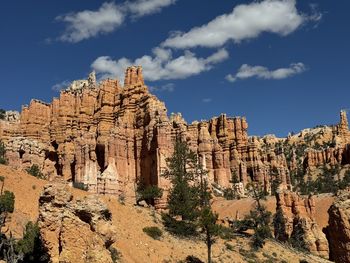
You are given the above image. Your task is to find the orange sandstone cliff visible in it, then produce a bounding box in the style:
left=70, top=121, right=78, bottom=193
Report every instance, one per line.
left=1, top=66, right=350, bottom=203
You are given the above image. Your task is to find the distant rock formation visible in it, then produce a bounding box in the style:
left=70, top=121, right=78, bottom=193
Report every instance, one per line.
left=1, top=66, right=350, bottom=202
left=274, top=190, right=329, bottom=258
left=38, top=183, right=117, bottom=263
left=327, top=188, right=350, bottom=263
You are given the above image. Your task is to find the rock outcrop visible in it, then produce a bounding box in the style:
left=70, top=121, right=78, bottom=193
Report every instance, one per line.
left=274, top=190, right=329, bottom=258
left=327, top=188, right=350, bottom=263
left=1, top=65, right=350, bottom=202
left=38, top=183, right=117, bottom=263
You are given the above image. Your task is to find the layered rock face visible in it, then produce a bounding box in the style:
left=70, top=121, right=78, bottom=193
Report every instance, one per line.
left=1, top=66, right=350, bottom=200
left=38, top=183, right=117, bottom=263
left=0, top=66, right=295, bottom=198
left=275, top=190, right=329, bottom=258
left=327, top=188, right=350, bottom=263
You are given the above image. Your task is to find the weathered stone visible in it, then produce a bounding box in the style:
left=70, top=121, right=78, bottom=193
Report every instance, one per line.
left=2, top=65, right=350, bottom=202
left=275, top=190, right=329, bottom=258
left=38, top=183, right=116, bottom=263
left=327, top=188, right=350, bottom=263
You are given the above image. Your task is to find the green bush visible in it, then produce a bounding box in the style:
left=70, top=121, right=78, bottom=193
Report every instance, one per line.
left=26, top=164, right=44, bottom=179
left=182, top=255, right=204, bottom=263
left=218, top=225, right=235, bottom=240
left=109, top=247, right=121, bottom=263
left=225, top=242, right=234, bottom=251
left=73, top=182, right=88, bottom=191
left=0, top=109, right=5, bottom=120
left=136, top=184, right=163, bottom=206
left=161, top=213, right=197, bottom=237
left=15, top=221, right=49, bottom=262
left=0, top=141, right=7, bottom=165
left=142, top=226, right=163, bottom=240
left=0, top=190, right=15, bottom=213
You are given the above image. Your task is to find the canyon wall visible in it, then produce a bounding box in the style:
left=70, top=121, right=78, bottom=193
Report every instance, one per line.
left=1, top=66, right=350, bottom=200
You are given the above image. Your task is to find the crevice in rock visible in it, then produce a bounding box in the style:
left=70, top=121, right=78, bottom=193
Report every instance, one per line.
left=247, top=168, right=254, bottom=182
left=75, top=210, right=93, bottom=230
left=96, top=144, right=105, bottom=172
left=70, top=159, right=76, bottom=182
left=323, top=226, right=333, bottom=261
left=58, top=226, right=63, bottom=255
left=19, top=149, right=25, bottom=159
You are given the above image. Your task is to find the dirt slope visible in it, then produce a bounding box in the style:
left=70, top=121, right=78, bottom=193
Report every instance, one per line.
left=0, top=164, right=331, bottom=263
left=213, top=194, right=334, bottom=229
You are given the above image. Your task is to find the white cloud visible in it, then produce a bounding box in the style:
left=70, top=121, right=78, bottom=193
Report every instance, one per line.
left=128, top=0, right=177, bottom=17
left=162, top=0, right=309, bottom=49
left=149, top=83, right=175, bottom=92
left=202, top=98, right=212, bottom=103
left=91, top=48, right=229, bottom=82
left=52, top=80, right=71, bottom=91
left=226, top=63, right=306, bottom=82
left=57, top=1, right=176, bottom=43
left=57, top=2, right=125, bottom=43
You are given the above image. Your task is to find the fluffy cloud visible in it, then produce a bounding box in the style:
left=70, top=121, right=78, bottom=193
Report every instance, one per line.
left=162, top=0, right=311, bottom=49
left=149, top=83, right=175, bottom=92
left=128, top=0, right=177, bottom=17
left=91, top=48, right=229, bottom=81
left=57, top=2, right=125, bottom=43
left=225, top=63, right=306, bottom=82
left=52, top=80, right=71, bottom=91
left=57, top=1, right=177, bottom=43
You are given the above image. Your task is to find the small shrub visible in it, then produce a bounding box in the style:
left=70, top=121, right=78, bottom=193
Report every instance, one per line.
left=73, top=182, right=88, bottom=191
left=225, top=242, right=234, bottom=251
left=118, top=193, right=125, bottom=205
left=143, top=226, right=163, bottom=240
left=109, top=247, right=121, bottom=263
left=136, top=183, right=163, bottom=206
left=32, top=185, right=36, bottom=190
left=0, top=190, right=15, bottom=213
left=15, top=221, right=49, bottom=262
left=161, top=213, right=197, bottom=237
left=0, top=140, right=7, bottom=164
left=218, top=225, right=235, bottom=240
left=182, top=255, right=204, bottom=263
left=26, top=164, right=44, bottom=179
left=0, top=109, right=5, bottom=120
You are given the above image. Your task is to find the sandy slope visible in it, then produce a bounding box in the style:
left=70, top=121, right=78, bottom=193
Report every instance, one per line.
left=213, top=194, right=334, bottom=229
left=0, top=164, right=331, bottom=263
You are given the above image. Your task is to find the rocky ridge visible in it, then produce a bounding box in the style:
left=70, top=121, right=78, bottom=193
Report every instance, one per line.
left=1, top=66, right=350, bottom=203
left=38, top=183, right=117, bottom=263
left=275, top=190, right=329, bottom=258
left=326, top=187, right=350, bottom=263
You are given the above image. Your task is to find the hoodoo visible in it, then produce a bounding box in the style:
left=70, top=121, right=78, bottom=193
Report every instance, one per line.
left=1, top=66, right=350, bottom=203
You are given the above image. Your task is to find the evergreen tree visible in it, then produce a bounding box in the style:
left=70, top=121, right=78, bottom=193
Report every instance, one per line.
left=241, top=183, right=272, bottom=249
left=162, top=140, right=200, bottom=225
left=0, top=141, right=6, bottom=165
left=0, top=109, right=5, bottom=120
left=197, top=169, right=219, bottom=263
left=162, top=139, right=220, bottom=261
left=136, top=182, right=163, bottom=206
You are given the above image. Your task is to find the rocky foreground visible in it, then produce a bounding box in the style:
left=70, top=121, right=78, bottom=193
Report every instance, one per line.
left=0, top=164, right=335, bottom=263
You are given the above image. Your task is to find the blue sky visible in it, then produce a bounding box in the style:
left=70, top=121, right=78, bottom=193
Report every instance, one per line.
left=0, top=0, right=349, bottom=137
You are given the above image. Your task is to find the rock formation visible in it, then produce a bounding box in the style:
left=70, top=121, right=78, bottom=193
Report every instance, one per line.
left=327, top=188, right=350, bottom=263
left=38, top=183, right=117, bottom=263
left=1, top=65, right=350, bottom=202
left=275, top=190, right=329, bottom=258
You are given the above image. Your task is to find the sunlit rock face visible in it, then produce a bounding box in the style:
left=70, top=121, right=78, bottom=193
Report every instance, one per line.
left=275, top=190, right=329, bottom=258
left=327, top=188, right=350, bottom=263
left=1, top=65, right=350, bottom=200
